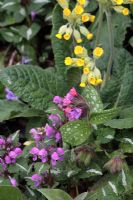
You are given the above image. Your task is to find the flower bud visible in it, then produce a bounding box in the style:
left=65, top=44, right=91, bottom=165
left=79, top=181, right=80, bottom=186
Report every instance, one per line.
left=73, top=29, right=82, bottom=43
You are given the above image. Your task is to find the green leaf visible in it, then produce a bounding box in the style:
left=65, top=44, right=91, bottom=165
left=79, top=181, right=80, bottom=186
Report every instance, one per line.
left=51, top=4, right=71, bottom=76
left=96, top=128, right=115, bottom=144
left=60, top=120, right=92, bottom=146
left=0, top=100, right=44, bottom=122
left=0, top=65, right=66, bottom=110
left=0, top=186, right=23, bottom=200
left=82, top=86, right=103, bottom=113
left=90, top=108, right=119, bottom=125
left=104, top=118, right=133, bottom=129
left=38, top=189, right=73, bottom=200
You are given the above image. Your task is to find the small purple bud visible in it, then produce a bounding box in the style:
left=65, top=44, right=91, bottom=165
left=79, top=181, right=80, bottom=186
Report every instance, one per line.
left=39, top=149, right=48, bottom=157
left=5, top=88, right=19, bottom=101
left=31, top=11, right=37, bottom=21
left=9, top=177, right=17, bottom=187
left=5, top=156, right=12, bottom=164
left=9, top=151, right=17, bottom=159
left=57, top=147, right=64, bottom=156
left=30, top=147, right=39, bottom=155
left=55, top=132, right=62, bottom=142
left=0, top=138, right=5, bottom=145
left=31, top=174, right=42, bottom=182
left=14, top=148, right=22, bottom=156
left=48, top=114, right=62, bottom=127
left=21, top=56, right=31, bottom=64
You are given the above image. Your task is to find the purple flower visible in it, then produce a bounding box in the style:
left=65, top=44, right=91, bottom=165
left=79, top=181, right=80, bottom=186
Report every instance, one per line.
left=31, top=11, right=37, bottom=21
left=5, top=156, right=12, bottom=164
left=53, top=96, right=63, bottom=104
left=45, top=124, right=55, bottom=138
left=9, top=177, right=17, bottom=187
left=14, top=148, right=22, bottom=156
left=31, top=174, right=42, bottom=187
left=55, top=132, right=62, bottom=142
left=5, top=88, right=18, bottom=101
left=48, top=114, right=62, bottom=127
left=39, top=149, right=48, bottom=163
left=51, top=152, right=59, bottom=166
left=30, top=147, right=39, bottom=155
left=9, top=151, right=17, bottom=159
left=21, top=56, right=31, bottom=64
left=69, top=88, right=77, bottom=97
left=57, top=147, right=64, bottom=156
left=66, top=108, right=82, bottom=121
left=30, top=128, right=43, bottom=142
left=0, top=138, right=5, bottom=149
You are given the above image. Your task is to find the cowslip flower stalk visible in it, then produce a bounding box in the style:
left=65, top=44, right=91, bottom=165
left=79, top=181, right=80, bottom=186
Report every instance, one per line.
left=56, top=0, right=95, bottom=43
left=64, top=46, right=104, bottom=87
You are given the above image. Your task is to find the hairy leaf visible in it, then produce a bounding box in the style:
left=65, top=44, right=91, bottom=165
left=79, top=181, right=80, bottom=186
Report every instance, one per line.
left=0, top=186, right=23, bottom=200
left=0, top=65, right=66, bottom=110
left=104, top=118, right=133, bottom=129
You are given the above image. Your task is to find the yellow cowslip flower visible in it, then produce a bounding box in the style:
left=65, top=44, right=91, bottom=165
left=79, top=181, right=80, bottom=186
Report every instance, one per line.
left=81, top=13, right=90, bottom=22
left=74, top=4, right=84, bottom=15
left=88, top=77, right=97, bottom=85
left=64, top=57, right=73, bottom=65
left=83, top=67, right=90, bottom=74
left=87, top=33, right=93, bottom=40
left=74, top=45, right=84, bottom=55
left=73, top=29, right=82, bottom=43
left=96, top=78, right=103, bottom=85
left=63, top=8, right=71, bottom=17
left=77, top=0, right=86, bottom=5
left=122, top=8, right=129, bottom=15
left=113, top=0, right=123, bottom=5
left=76, top=39, right=82, bottom=43
left=93, top=47, right=104, bottom=58
left=80, top=82, right=86, bottom=87
left=56, top=33, right=62, bottom=39
left=76, top=58, right=85, bottom=67
left=89, top=15, right=96, bottom=22
left=63, top=33, right=71, bottom=40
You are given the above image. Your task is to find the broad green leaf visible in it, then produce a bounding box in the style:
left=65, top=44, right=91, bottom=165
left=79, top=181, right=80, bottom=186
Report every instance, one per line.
left=0, top=100, right=44, bottom=122
left=38, top=189, right=73, bottom=200
left=60, top=120, right=92, bottom=146
left=104, top=118, right=133, bottom=129
left=51, top=5, right=71, bottom=76
left=90, top=108, right=119, bottom=125
left=82, top=86, right=103, bottom=113
left=0, top=65, right=66, bottom=110
left=0, top=186, right=23, bottom=200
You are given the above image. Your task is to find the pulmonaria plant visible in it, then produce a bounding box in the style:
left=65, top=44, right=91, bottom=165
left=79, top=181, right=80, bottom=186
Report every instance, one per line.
left=56, top=0, right=95, bottom=42
left=53, top=87, right=88, bottom=121
left=0, top=135, right=22, bottom=186
left=65, top=46, right=104, bottom=87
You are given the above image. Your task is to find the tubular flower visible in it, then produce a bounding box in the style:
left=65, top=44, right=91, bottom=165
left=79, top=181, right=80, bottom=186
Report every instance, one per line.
left=65, top=46, right=103, bottom=87
left=56, top=0, right=95, bottom=42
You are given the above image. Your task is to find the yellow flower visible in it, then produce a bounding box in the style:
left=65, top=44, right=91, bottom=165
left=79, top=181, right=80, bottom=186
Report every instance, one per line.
left=80, top=82, right=86, bottom=87
left=74, top=5, right=84, bottom=15
left=76, top=39, right=82, bottom=43
left=87, top=33, right=93, bottom=40
left=64, top=57, right=73, bottom=65
left=76, top=59, right=85, bottom=67
left=89, top=15, right=95, bottom=22
left=93, top=47, right=104, bottom=58
left=113, top=0, right=123, bottom=5
left=77, top=0, right=86, bottom=5
left=122, top=8, right=129, bottom=15
left=96, top=78, right=103, bottom=85
left=74, top=46, right=84, bottom=55
left=82, top=14, right=90, bottom=22
left=63, top=8, right=71, bottom=17
left=83, top=67, right=90, bottom=74
left=88, top=77, right=97, bottom=85
left=56, top=33, right=62, bottom=39
left=63, top=33, right=71, bottom=40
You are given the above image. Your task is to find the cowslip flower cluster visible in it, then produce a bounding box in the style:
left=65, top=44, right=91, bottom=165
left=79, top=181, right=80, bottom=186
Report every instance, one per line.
left=5, top=88, right=19, bottom=101
left=56, top=0, right=95, bottom=43
left=0, top=135, right=22, bottom=186
left=65, top=46, right=103, bottom=87
left=53, top=88, right=88, bottom=121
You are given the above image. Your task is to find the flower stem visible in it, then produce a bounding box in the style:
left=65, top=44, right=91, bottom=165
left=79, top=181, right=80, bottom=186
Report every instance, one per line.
left=94, top=4, right=104, bottom=48
left=104, top=9, right=114, bottom=85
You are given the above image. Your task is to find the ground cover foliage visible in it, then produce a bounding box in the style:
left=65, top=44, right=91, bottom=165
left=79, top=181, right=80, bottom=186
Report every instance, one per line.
left=0, top=0, right=133, bottom=199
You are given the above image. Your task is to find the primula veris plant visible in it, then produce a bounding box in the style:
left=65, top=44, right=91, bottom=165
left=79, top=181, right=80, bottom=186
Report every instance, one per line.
left=0, top=0, right=133, bottom=199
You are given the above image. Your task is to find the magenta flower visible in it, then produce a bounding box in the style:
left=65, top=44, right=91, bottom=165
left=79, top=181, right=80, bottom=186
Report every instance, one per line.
left=53, top=96, right=63, bottom=104
left=48, top=114, right=62, bottom=127
left=45, top=124, right=55, bottom=138
left=39, top=149, right=48, bottom=163
left=31, top=174, right=42, bottom=187
left=5, top=88, right=19, bottom=101
left=9, top=177, right=17, bottom=187
left=69, top=88, right=78, bottom=97
left=55, top=132, right=62, bottom=142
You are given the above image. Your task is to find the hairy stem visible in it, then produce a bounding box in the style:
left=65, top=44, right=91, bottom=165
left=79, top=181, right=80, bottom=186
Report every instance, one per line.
left=94, top=4, right=104, bottom=48
left=104, top=9, right=114, bottom=85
